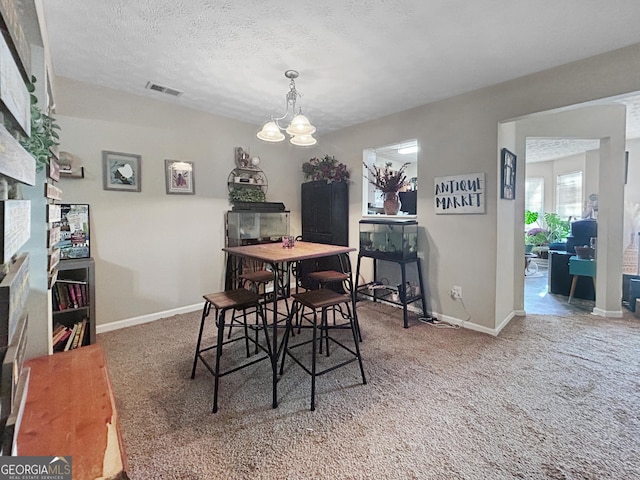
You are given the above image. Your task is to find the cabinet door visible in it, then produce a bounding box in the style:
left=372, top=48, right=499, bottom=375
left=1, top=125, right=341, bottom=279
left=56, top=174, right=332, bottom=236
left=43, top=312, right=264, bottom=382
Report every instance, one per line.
left=301, top=181, right=348, bottom=246
left=301, top=182, right=316, bottom=235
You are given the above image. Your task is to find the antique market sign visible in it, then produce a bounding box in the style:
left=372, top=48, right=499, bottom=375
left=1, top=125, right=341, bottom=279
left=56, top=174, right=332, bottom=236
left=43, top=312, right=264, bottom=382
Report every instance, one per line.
left=434, top=172, right=485, bottom=214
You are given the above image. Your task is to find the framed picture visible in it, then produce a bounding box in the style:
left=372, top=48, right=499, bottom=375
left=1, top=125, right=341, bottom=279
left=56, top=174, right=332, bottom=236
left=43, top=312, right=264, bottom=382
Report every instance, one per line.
left=500, top=148, right=516, bottom=200
left=165, top=160, right=195, bottom=195
left=102, top=151, right=141, bottom=192
left=58, top=204, right=90, bottom=259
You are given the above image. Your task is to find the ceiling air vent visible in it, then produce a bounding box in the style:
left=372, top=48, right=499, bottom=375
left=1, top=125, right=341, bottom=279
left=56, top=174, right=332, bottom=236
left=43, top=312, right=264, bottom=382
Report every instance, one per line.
left=145, top=81, right=183, bottom=97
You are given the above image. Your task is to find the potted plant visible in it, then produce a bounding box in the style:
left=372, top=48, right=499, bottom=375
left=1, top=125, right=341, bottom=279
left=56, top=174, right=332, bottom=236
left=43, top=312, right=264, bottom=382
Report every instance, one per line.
left=543, top=212, right=570, bottom=244
left=229, top=187, right=266, bottom=203
left=302, top=155, right=350, bottom=183
left=524, top=210, right=539, bottom=253
left=362, top=161, right=411, bottom=215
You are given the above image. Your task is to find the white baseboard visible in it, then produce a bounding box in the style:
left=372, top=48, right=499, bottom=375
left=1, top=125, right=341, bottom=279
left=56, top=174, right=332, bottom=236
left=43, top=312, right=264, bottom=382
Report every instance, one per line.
left=591, top=307, right=623, bottom=318
left=96, top=302, right=204, bottom=334
left=359, top=298, right=501, bottom=335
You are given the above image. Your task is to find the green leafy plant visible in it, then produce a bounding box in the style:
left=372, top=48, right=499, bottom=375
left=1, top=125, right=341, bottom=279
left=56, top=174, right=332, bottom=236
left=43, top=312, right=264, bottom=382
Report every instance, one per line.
left=19, top=76, right=61, bottom=171
left=229, top=187, right=266, bottom=203
left=525, top=210, right=539, bottom=226
left=525, top=227, right=549, bottom=246
left=302, top=155, right=350, bottom=183
left=524, top=212, right=570, bottom=246
left=543, top=212, right=570, bottom=244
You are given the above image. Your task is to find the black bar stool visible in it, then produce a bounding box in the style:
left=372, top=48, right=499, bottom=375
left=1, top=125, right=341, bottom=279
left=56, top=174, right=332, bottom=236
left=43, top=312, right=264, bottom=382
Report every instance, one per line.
left=279, top=288, right=366, bottom=411
left=191, top=288, right=272, bottom=413
left=231, top=269, right=291, bottom=341
left=305, top=253, right=362, bottom=342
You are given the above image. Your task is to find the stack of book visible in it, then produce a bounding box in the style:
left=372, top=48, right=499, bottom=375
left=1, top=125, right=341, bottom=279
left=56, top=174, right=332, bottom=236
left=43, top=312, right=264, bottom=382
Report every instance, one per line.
left=52, top=279, right=88, bottom=311
left=52, top=319, right=88, bottom=352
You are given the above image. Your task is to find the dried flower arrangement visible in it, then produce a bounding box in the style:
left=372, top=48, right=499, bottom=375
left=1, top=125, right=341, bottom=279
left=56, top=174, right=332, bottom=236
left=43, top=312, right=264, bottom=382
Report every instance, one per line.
left=363, top=161, right=411, bottom=193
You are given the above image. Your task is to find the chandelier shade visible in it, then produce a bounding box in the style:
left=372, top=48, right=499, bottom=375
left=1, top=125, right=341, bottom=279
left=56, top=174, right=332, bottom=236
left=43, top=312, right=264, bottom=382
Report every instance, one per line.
left=257, top=70, right=317, bottom=146
left=285, top=114, right=316, bottom=136
left=256, top=121, right=286, bottom=142
left=290, top=134, right=318, bottom=147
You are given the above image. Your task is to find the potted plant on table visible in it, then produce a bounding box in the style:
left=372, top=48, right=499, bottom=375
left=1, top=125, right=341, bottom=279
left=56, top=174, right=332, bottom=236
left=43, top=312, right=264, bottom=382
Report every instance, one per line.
left=363, top=161, right=411, bottom=215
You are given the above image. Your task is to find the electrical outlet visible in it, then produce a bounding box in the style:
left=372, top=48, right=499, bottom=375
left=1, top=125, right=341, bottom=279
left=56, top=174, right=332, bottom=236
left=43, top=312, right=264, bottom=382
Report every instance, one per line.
left=451, top=285, right=462, bottom=299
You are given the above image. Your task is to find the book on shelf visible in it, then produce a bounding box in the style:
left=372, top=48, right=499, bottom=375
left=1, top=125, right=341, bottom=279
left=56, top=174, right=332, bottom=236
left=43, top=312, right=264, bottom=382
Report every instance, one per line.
left=53, top=283, right=66, bottom=310
left=63, top=323, right=78, bottom=351
left=67, top=283, right=78, bottom=308
left=54, top=279, right=88, bottom=310
left=71, top=319, right=86, bottom=350
left=52, top=325, right=70, bottom=348
left=52, top=323, right=65, bottom=338
left=53, top=329, right=72, bottom=351
left=52, top=287, right=60, bottom=311
left=74, top=283, right=83, bottom=307
left=51, top=319, right=88, bottom=353
left=77, top=319, right=87, bottom=348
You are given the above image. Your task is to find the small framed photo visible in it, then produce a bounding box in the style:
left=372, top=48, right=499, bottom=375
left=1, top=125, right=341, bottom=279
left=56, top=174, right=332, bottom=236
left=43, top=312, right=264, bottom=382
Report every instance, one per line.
left=165, top=160, right=195, bottom=195
left=500, top=148, right=516, bottom=200
left=102, top=151, right=141, bottom=192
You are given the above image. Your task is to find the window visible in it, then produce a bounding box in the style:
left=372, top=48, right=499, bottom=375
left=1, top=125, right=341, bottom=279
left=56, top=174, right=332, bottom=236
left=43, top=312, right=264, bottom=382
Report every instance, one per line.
left=556, top=171, right=582, bottom=220
left=362, top=140, right=418, bottom=216
left=525, top=177, right=544, bottom=220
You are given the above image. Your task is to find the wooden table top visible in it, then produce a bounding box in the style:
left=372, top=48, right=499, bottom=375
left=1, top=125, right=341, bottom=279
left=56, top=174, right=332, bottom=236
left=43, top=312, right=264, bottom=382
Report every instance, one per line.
left=223, top=241, right=355, bottom=263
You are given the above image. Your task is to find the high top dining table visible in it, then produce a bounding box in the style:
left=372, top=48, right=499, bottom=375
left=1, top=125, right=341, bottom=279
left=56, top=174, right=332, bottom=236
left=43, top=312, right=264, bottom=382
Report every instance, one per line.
left=223, top=241, right=356, bottom=408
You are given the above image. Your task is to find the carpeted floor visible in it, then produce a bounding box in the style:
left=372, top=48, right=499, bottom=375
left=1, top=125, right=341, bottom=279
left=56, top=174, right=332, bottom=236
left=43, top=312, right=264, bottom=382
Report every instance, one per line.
left=99, top=301, right=640, bottom=479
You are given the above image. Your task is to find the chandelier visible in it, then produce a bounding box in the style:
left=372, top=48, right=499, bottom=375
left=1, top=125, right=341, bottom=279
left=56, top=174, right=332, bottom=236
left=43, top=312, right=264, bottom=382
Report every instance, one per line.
left=257, top=70, right=317, bottom=146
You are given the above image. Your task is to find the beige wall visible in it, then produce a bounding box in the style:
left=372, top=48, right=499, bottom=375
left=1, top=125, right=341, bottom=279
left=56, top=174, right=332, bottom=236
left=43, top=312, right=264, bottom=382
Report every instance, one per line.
left=54, top=78, right=313, bottom=329
left=52, top=43, right=640, bottom=339
left=322, top=43, right=639, bottom=331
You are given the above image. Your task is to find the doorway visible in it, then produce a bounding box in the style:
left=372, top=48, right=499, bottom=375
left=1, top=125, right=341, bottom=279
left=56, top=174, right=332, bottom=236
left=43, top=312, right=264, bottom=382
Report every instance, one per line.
left=496, top=102, right=627, bottom=323
left=523, top=142, right=600, bottom=314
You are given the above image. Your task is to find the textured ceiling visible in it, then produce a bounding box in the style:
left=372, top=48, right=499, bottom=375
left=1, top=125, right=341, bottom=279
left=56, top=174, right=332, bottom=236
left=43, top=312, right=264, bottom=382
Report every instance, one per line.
left=39, top=0, right=640, bottom=161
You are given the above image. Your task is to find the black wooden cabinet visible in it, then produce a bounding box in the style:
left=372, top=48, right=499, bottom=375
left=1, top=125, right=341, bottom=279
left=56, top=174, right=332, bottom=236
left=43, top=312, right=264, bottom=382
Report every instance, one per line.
left=301, top=180, right=348, bottom=246
left=300, top=181, right=349, bottom=289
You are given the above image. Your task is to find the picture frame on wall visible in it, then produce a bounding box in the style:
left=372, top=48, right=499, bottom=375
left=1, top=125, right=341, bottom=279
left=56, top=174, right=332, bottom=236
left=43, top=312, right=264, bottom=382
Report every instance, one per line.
left=58, top=204, right=90, bottom=259
left=500, top=148, right=516, bottom=200
left=102, top=151, right=141, bottom=192
left=165, top=160, right=195, bottom=195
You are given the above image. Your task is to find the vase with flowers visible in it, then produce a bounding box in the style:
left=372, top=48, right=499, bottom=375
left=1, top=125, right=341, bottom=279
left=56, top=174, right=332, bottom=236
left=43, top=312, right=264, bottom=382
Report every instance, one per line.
left=363, top=161, right=411, bottom=215
left=302, top=155, right=350, bottom=184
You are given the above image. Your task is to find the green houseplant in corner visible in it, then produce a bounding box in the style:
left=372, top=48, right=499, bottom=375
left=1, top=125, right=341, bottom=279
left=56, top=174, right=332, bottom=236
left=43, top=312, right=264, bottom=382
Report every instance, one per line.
left=19, top=76, right=61, bottom=171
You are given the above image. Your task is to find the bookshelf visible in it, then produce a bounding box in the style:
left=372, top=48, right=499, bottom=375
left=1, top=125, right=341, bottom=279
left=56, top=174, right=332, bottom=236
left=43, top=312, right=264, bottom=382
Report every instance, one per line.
left=51, top=258, right=96, bottom=351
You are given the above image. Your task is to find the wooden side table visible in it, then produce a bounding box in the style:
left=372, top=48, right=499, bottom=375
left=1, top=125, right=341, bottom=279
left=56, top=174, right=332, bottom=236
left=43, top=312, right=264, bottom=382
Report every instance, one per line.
left=568, top=256, right=596, bottom=304
left=17, top=344, right=128, bottom=479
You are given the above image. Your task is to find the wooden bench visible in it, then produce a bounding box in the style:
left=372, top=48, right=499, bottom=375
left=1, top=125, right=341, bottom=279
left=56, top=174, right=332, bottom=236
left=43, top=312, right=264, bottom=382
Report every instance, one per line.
left=16, top=344, right=128, bottom=480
